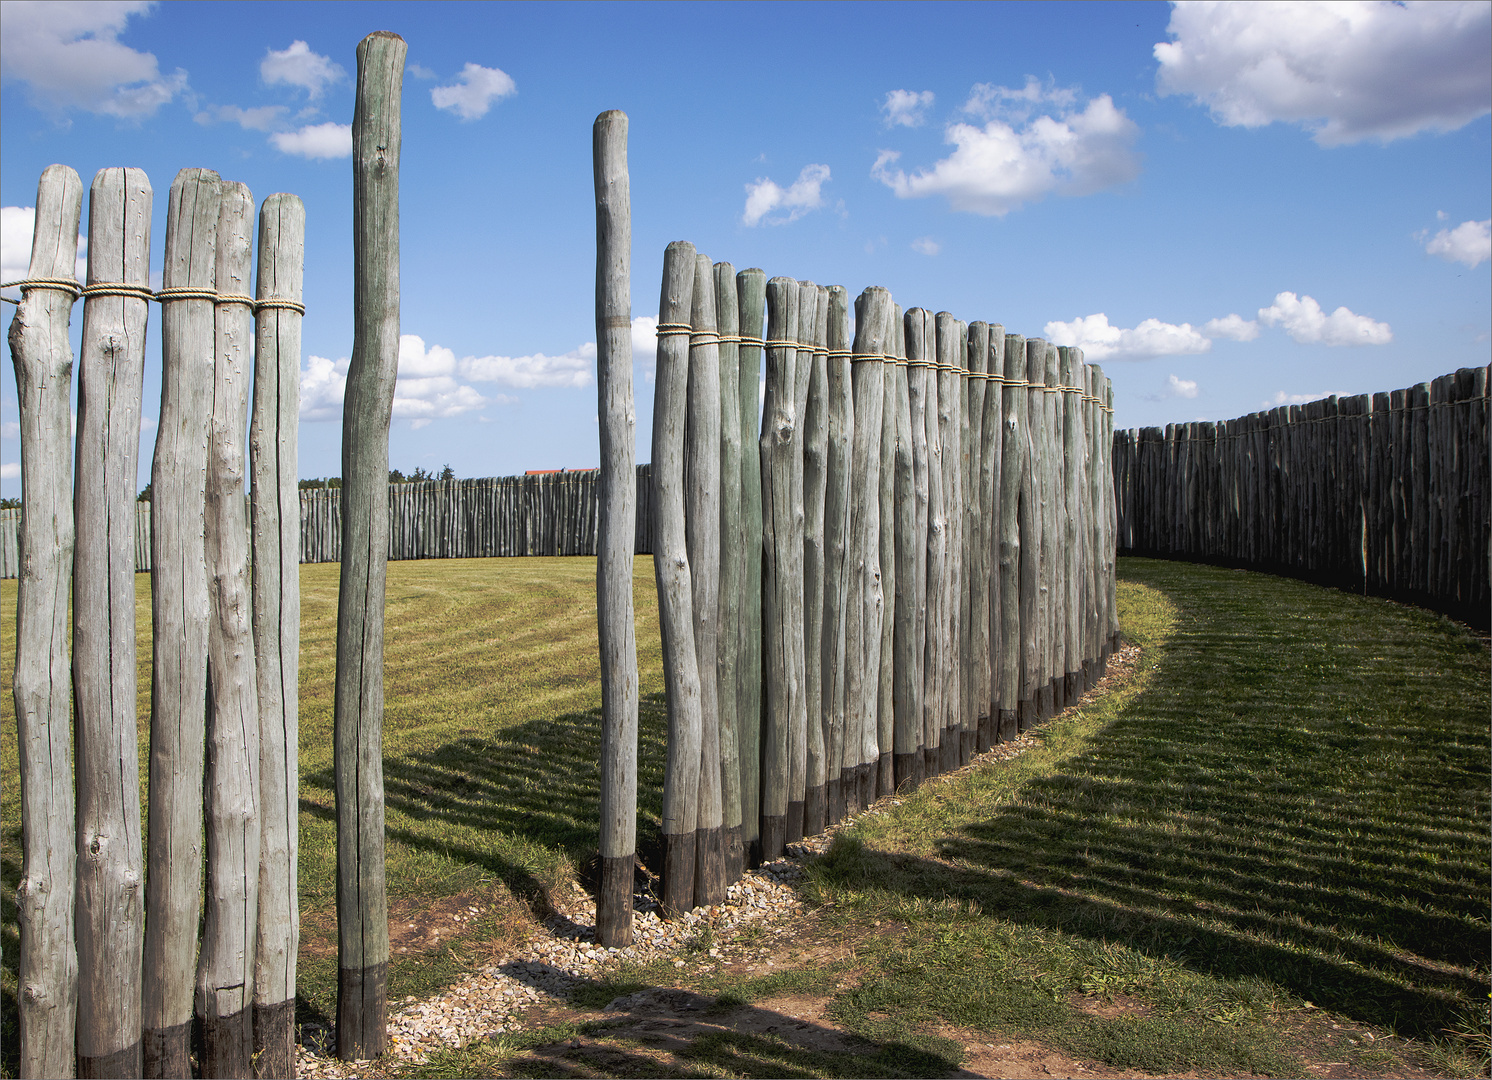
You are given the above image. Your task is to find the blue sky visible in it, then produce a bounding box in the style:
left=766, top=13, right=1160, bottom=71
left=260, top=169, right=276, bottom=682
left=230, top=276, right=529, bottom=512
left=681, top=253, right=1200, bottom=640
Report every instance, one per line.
left=2, top=0, right=1488, bottom=495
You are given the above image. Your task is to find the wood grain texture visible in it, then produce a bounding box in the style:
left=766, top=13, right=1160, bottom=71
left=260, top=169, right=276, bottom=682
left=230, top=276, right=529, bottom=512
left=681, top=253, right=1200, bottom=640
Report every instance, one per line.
left=336, top=31, right=405, bottom=1059
left=891, top=306, right=921, bottom=786
left=821, top=286, right=853, bottom=822
left=802, top=285, right=830, bottom=836
left=735, top=269, right=766, bottom=862
left=654, top=242, right=701, bottom=912
left=251, top=191, right=305, bottom=1078
left=713, top=261, right=744, bottom=881
left=9, top=164, right=83, bottom=1080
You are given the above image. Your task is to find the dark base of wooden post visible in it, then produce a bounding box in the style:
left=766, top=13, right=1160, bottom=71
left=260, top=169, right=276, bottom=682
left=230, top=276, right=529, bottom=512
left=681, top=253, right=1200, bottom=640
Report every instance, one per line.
left=785, top=800, right=805, bottom=844
left=199, top=1003, right=253, bottom=1078
left=143, top=1023, right=190, bottom=1078
left=804, top=784, right=826, bottom=837
left=1110, top=631, right=1122, bottom=653
left=1017, top=699, right=1035, bottom=732
left=976, top=712, right=992, bottom=754
left=997, top=708, right=1018, bottom=743
left=596, top=853, right=635, bottom=947
left=826, top=777, right=843, bottom=826
left=893, top=751, right=921, bottom=791
left=922, top=745, right=938, bottom=780
left=253, top=998, right=296, bottom=1079
left=661, top=831, right=697, bottom=915
left=877, top=752, right=894, bottom=798
left=694, top=825, right=726, bottom=907
left=960, top=729, right=975, bottom=765
left=80, top=1040, right=143, bottom=1079
left=940, top=736, right=957, bottom=774
left=858, top=761, right=875, bottom=809
left=760, top=815, right=786, bottom=862
left=724, top=826, right=744, bottom=884
left=1038, top=682, right=1054, bottom=720
left=747, top=834, right=763, bottom=870
left=841, top=766, right=860, bottom=814
left=337, top=962, right=388, bottom=1061
left=1049, top=677, right=1064, bottom=714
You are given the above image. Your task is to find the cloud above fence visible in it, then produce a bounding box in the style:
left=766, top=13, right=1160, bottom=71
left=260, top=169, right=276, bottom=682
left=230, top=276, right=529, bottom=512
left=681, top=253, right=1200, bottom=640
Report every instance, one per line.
left=1155, top=0, right=1492, bottom=145
left=0, top=0, right=187, bottom=119
left=742, top=164, right=832, bottom=227
left=882, top=90, right=934, bottom=128
left=260, top=39, right=345, bottom=100
left=872, top=80, right=1140, bottom=216
left=270, top=121, right=352, bottom=159
left=1257, top=292, right=1392, bottom=346
left=431, top=63, right=516, bottom=121
left=1423, top=217, right=1491, bottom=269
left=1045, top=313, right=1212, bottom=362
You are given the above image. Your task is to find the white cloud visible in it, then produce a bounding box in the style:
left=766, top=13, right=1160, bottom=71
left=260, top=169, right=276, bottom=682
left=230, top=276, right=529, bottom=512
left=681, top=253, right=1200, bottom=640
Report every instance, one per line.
left=883, top=89, right=934, bottom=128
left=2, top=421, right=18, bottom=439
left=1425, top=218, right=1491, bottom=268
left=910, top=236, right=941, bottom=256
left=431, top=63, right=516, bottom=121
left=2, top=205, right=87, bottom=301
left=1155, top=0, right=1492, bottom=145
left=0, top=463, right=19, bottom=480
left=393, top=336, right=488, bottom=423
left=1201, top=313, right=1260, bottom=341
left=1263, top=389, right=1351, bottom=408
left=407, top=63, right=437, bottom=81
left=873, top=88, right=1139, bottom=216
left=743, top=164, right=831, bottom=227
left=1044, top=313, right=1211, bottom=361
left=1257, top=291, right=1392, bottom=346
left=300, top=355, right=349, bottom=421
left=0, top=0, right=187, bottom=118
left=270, top=122, right=352, bottom=159
left=962, top=77, right=1078, bottom=120
left=195, top=103, right=287, bottom=131
left=260, top=40, right=344, bottom=99
left=459, top=343, right=593, bottom=389
left=1167, top=374, right=1199, bottom=399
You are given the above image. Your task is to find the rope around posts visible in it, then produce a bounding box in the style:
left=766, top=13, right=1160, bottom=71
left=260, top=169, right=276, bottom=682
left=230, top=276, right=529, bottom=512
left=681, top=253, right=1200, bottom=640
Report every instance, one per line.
left=655, top=322, right=692, bottom=338
left=2, top=278, right=307, bottom=316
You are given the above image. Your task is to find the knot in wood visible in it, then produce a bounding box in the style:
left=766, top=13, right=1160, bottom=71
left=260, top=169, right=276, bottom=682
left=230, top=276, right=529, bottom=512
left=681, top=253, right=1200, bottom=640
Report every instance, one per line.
left=22, top=984, right=42, bottom=1003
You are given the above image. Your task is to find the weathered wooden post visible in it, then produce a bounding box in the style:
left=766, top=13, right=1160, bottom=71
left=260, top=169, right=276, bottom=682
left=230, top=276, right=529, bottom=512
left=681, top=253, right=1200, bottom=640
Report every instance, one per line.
left=593, top=111, right=637, bottom=946
left=197, top=181, right=262, bottom=1076
left=653, top=241, right=701, bottom=912
left=686, top=253, right=725, bottom=905
left=760, top=276, right=800, bottom=859
left=250, top=191, right=305, bottom=1078
left=139, top=168, right=217, bottom=1080
left=9, top=164, right=83, bottom=1080
left=713, top=261, right=744, bottom=881
left=822, top=286, right=853, bottom=823
left=876, top=301, right=899, bottom=797
left=977, top=327, right=1004, bottom=747
left=934, top=314, right=963, bottom=768
left=1060, top=348, right=1083, bottom=702
left=998, top=333, right=1027, bottom=740
left=849, top=288, right=889, bottom=806
left=735, top=268, right=766, bottom=863
left=335, top=30, right=405, bottom=1059
left=891, top=305, right=920, bottom=786
left=904, top=309, right=934, bottom=776
left=802, top=285, right=829, bottom=835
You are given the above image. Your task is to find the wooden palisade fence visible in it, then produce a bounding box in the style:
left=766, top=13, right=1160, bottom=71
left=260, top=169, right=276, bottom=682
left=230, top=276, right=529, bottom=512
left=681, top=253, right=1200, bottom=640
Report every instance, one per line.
left=1112, top=368, right=1490, bottom=630
left=622, top=228, right=1120, bottom=916
left=7, top=161, right=304, bottom=1077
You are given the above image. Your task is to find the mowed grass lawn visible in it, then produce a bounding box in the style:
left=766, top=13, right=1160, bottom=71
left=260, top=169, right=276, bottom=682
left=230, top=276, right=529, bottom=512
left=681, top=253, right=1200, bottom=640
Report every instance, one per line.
left=2, top=555, right=1488, bottom=1076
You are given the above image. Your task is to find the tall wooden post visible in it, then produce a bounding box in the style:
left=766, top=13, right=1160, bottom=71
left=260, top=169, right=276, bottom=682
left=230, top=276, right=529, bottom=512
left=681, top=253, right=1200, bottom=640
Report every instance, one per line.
left=686, top=254, right=725, bottom=905
left=876, top=301, right=899, bottom=797
left=891, top=305, right=920, bottom=788
left=998, top=334, right=1026, bottom=742
left=143, top=168, right=218, bottom=1080
left=904, top=309, right=934, bottom=778
left=934, top=314, right=962, bottom=770
left=198, top=181, right=262, bottom=1077
left=978, top=327, right=1004, bottom=746
left=593, top=110, right=638, bottom=946
left=10, top=164, right=83, bottom=1080
left=759, top=276, right=800, bottom=860
left=251, top=192, right=305, bottom=1078
left=802, top=285, right=830, bottom=836
left=713, top=261, right=744, bottom=881
left=336, top=30, right=405, bottom=1059
left=822, top=286, right=852, bottom=823
left=849, top=288, right=888, bottom=807
left=735, top=269, right=766, bottom=863
left=654, top=241, right=700, bottom=913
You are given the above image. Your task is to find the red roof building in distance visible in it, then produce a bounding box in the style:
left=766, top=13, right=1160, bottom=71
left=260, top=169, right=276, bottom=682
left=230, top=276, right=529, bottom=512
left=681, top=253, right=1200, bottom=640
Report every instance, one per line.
left=524, top=468, right=597, bottom=475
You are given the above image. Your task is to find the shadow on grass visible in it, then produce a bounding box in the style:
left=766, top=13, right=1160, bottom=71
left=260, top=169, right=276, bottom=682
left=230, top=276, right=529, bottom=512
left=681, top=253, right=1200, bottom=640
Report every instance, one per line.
left=817, top=560, right=1489, bottom=1043
left=301, top=692, right=671, bottom=916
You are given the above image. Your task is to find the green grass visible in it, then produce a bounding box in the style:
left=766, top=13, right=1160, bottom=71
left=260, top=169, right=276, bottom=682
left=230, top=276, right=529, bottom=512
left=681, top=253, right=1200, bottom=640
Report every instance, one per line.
left=3, top=555, right=1487, bottom=1077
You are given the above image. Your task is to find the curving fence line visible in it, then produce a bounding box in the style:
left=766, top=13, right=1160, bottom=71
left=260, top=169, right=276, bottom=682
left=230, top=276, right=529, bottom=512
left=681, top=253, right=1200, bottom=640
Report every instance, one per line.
left=1112, top=366, right=1490, bottom=629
